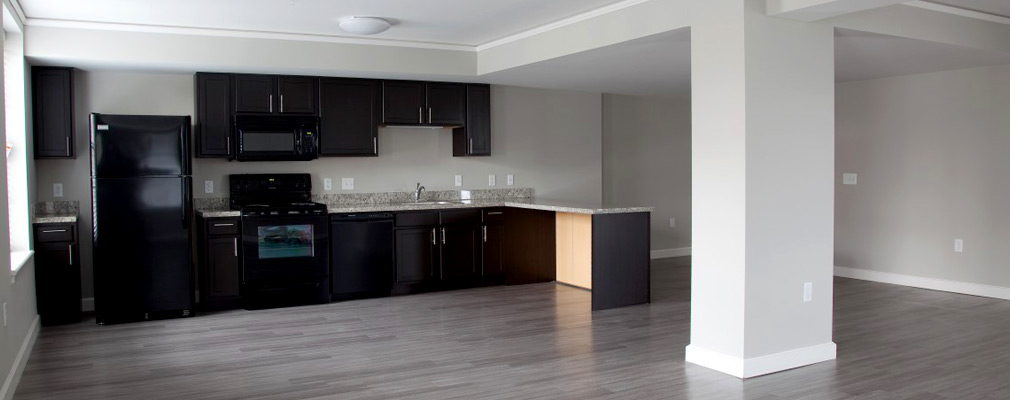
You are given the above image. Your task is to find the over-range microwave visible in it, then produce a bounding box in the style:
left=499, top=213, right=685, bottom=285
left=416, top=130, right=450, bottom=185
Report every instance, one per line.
left=233, top=115, right=319, bottom=161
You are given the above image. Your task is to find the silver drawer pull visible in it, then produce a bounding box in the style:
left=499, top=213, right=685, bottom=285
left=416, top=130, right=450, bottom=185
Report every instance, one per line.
left=42, top=229, right=67, bottom=233
left=213, top=223, right=235, bottom=227
left=486, top=212, right=503, bottom=215
left=68, top=244, right=73, bottom=266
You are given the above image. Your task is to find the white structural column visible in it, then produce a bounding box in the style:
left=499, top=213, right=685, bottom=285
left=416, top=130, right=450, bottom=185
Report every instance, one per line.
left=687, top=0, right=836, bottom=378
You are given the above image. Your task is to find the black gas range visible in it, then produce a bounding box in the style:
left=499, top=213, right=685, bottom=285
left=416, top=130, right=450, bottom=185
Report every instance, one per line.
left=229, top=174, right=330, bottom=309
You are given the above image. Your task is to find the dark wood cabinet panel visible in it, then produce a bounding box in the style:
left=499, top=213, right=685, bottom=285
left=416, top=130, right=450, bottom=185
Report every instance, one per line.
left=277, top=76, right=318, bottom=114
left=34, top=223, right=82, bottom=326
left=426, top=83, right=465, bottom=126
left=206, top=237, right=241, bottom=299
left=482, top=223, right=505, bottom=277
left=395, top=227, right=438, bottom=284
left=234, top=75, right=275, bottom=113
left=440, top=225, right=479, bottom=281
left=504, top=208, right=556, bottom=285
left=32, top=67, right=75, bottom=159
left=195, top=73, right=232, bottom=157
left=319, top=78, right=380, bottom=156
left=454, top=84, right=491, bottom=156
left=382, top=81, right=426, bottom=125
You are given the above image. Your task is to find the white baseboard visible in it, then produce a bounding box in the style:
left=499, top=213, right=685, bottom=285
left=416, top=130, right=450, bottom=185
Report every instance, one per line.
left=82, top=297, right=94, bottom=312
left=686, top=342, right=836, bottom=379
left=651, top=247, right=692, bottom=260
left=1, top=315, right=39, bottom=400
left=835, top=266, right=1010, bottom=301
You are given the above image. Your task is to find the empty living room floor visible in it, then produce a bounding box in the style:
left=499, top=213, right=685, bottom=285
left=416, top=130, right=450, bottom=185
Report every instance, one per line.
left=15, top=257, right=1010, bottom=399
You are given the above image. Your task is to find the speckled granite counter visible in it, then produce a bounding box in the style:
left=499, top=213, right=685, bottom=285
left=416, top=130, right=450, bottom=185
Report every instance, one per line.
left=32, top=201, right=80, bottom=224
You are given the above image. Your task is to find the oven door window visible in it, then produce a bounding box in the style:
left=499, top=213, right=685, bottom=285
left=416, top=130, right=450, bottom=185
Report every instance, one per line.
left=242, top=131, right=295, bottom=152
left=256, top=224, right=314, bottom=259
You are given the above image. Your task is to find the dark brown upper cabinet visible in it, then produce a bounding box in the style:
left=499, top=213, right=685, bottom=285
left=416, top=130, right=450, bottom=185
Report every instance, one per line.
left=453, top=84, right=491, bottom=157
left=195, top=73, right=233, bottom=158
left=382, top=81, right=465, bottom=126
left=32, top=67, right=75, bottom=159
left=234, top=74, right=318, bottom=115
left=319, top=78, right=380, bottom=156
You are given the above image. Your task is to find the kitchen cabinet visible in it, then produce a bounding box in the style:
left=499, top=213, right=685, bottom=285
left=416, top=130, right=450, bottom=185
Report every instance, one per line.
left=394, top=227, right=438, bottom=286
left=198, top=216, right=242, bottom=311
left=32, top=67, right=75, bottom=159
left=504, top=208, right=557, bottom=286
left=330, top=213, right=393, bottom=300
left=234, top=74, right=318, bottom=115
left=382, top=81, right=465, bottom=126
left=33, top=222, right=82, bottom=326
left=195, top=73, right=233, bottom=158
left=482, top=208, right=505, bottom=281
left=453, top=84, right=492, bottom=156
left=439, top=210, right=481, bottom=283
left=393, top=210, right=482, bottom=292
left=319, top=78, right=381, bottom=156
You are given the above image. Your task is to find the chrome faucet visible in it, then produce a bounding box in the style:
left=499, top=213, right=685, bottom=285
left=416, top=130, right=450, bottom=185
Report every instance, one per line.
left=414, top=182, right=425, bottom=203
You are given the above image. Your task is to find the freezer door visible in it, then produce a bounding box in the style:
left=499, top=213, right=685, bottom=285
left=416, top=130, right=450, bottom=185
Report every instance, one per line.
left=91, top=114, right=191, bottom=177
left=93, top=177, right=193, bottom=322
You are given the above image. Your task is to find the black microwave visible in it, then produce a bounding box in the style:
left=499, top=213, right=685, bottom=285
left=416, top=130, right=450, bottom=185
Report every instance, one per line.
left=233, top=115, right=319, bottom=161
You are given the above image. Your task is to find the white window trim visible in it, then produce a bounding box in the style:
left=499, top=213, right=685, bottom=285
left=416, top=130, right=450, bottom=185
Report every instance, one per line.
left=9, top=249, right=31, bottom=282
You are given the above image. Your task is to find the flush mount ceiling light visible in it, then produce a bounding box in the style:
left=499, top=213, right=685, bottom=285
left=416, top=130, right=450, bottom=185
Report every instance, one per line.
left=338, top=16, right=392, bottom=35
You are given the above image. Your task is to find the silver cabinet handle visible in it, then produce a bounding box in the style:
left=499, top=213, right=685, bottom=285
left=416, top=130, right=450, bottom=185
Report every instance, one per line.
left=233, top=238, right=238, bottom=257
left=487, top=212, right=503, bottom=215
left=441, top=228, right=446, bottom=245
left=269, top=94, right=273, bottom=113
left=68, top=244, right=73, bottom=266
left=483, top=226, right=487, bottom=242
left=418, top=107, right=423, bottom=124
left=431, top=228, right=436, bottom=245
left=469, top=138, right=473, bottom=154
left=66, top=137, right=71, bottom=156
left=213, top=223, right=235, bottom=227
left=42, top=229, right=67, bottom=233
left=428, top=108, right=432, bottom=124
left=226, top=136, right=231, bottom=156
left=373, top=137, right=377, bottom=154
left=280, top=94, right=284, bottom=113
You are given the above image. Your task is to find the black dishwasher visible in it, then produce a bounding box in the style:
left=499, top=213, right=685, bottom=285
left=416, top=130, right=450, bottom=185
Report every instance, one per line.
left=330, top=213, right=394, bottom=300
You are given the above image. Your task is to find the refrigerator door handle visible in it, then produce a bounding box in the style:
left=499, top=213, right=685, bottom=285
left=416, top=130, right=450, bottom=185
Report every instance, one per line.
left=182, top=178, right=191, bottom=229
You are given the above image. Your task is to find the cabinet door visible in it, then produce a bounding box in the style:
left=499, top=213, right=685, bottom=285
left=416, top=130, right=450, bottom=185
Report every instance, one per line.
left=453, top=84, right=491, bottom=156
left=234, top=75, right=275, bottom=113
left=277, top=76, right=318, bottom=114
left=206, top=237, right=241, bottom=299
left=195, top=73, right=232, bottom=157
left=35, top=243, right=82, bottom=325
left=426, top=83, right=466, bottom=125
left=32, top=67, right=75, bottom=159
left=394, top=227, right=437, bottom=283
left=482, top=223, right=505, bottom=277
left=382, top=81, right=425, bottom=125
left=441, top=224, right=479, bottom=280
left=319, top=79, right=380, bottom=156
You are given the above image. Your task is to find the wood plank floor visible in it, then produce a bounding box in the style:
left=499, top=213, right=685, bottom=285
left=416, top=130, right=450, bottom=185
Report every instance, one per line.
left=15, top=257, right=1010, bottom=399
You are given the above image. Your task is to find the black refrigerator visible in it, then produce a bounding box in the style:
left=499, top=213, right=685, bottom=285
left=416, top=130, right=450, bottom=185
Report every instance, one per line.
left=91, top=113, right=194, bottom=324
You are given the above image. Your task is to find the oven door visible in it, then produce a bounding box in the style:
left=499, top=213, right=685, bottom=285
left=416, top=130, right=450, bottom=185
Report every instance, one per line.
left=241, top=214, right=329, bottom=282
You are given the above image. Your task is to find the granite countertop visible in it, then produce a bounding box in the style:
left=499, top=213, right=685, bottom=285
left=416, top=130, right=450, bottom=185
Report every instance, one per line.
left=196, top=198, right=652, bottom=218
left=33, top=215, right=79, bottom=224
left=32, top=201, right=80, bottom=224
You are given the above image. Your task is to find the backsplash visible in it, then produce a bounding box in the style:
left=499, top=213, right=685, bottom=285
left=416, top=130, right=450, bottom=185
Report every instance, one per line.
left=33, top=200, right=80, bottom=217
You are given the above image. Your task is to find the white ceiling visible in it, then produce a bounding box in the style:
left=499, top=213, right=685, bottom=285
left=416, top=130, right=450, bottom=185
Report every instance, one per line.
left=924, top=0, right=1010, bottom=18
left=18, top=0, right=625, bottom=47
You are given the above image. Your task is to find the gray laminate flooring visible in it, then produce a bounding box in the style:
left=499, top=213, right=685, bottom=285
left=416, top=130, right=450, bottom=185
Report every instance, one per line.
left=15, top=257, right=1010, bottom=399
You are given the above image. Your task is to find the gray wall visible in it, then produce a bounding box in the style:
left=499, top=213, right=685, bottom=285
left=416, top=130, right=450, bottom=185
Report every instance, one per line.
left=33, top=69, right=605, bottom=299
left=836, top=64, right=1010, bottom=288
left=602, top=93, right=691, bottom=251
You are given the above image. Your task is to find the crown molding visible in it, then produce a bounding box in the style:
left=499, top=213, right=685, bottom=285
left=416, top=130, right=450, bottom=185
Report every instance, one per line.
left=24, top=18, right=478, bottom=52
left=905, top=1, right=1010, bottom=26
left=6, top=0, right=25, bottom=27
left=475, top=0, right=655, bottom=51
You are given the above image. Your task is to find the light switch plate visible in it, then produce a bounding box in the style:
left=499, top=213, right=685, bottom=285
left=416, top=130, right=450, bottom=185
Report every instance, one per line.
left=341, top=178, right=354, bottom=190
left=803, top=282, right=813, bottom=302
left=489, top=175, right=496, bottom=186
left=323, top=178, right=332, bottom=191
left=507, top=174, right=514, bottom=186
left=204, top=180, right=214, bottom=194
left=954, top=239, right=964, bottom=253
left=53, top=183, right=64, bottom=198
left=454, top=175, right=462, bottom=187
left=669, top=218, right=676, bottom=228
left=842, top=173, right=858, bottom=185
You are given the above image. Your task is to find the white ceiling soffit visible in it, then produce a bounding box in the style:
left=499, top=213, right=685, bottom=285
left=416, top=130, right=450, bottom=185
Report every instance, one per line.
left=835, top=27, right=1010, bottom=82
left=905, top=1, right=1010, bottom=24
left=767, top=0, right=908, bottom=22
left=18, top=0, right=637, bottom=51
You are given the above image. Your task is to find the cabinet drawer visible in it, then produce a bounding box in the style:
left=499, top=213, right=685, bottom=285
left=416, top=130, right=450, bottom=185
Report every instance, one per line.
left=206, top=219, right=240, bottom=235
left=440, top=209, right=480, bottom=225
left=482, top=208, right=506, bottom=224
left=35, top=225, right=74, bottom=243
left=395, top=211, right=439, bottom=227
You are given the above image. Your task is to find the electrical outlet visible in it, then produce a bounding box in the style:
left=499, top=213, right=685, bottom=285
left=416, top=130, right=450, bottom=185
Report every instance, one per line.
left=842, top=173, right=858, bottom=185
left=803, top=282, right=813, bottom=302
left=323, top=178, right=333, bottom=191
left=455, top=175, right=462, bottom=187
left=954, top=239, right=964, bottom=253
left=507, top=174, right=514, bottom=186
left=669, top=218, right=676, bottom=228
left=341, top=178, right=354, bottom=190
left=489, top=175, right=496, bottom=186
left=53, top=183, right=63, bottom=198
left=204, top=180, right=214, bottom=194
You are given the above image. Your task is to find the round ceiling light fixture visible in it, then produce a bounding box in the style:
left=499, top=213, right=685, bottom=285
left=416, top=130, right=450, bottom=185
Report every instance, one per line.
left=338, top=16, right=392, bottom=35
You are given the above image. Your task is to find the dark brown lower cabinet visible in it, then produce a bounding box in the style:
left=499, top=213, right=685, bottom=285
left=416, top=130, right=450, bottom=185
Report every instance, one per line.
left=198, top=217, right=242, bottom=311
left=504, top=208, right=556, bottom=285
left=393, top=226, right=438, bottom=293
left=34, top=222, right=82, bottom=326
left=440, top=224, right=480, bottom=282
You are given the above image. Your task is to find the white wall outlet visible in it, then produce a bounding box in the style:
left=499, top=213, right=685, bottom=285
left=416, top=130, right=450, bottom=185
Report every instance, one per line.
left=454, top=175, right=462, bottom=187
left=323, top=178, right=333, bottom=191
left=489, top=175, right=496, bottom=186
left=507, top=174, right=514, bottom=186
left=803, top=282, right=813, bottom=302
left=669, top=218, right=676, bottom=228
left=204, top=180, right=214, bottom=194
left=842, top=173, right=858, bottom=185
left=341, top=178, right=354, bottom=190
left=53, top=183, right=63, bottom=198
left=954, top=238, right=964, bottom=253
